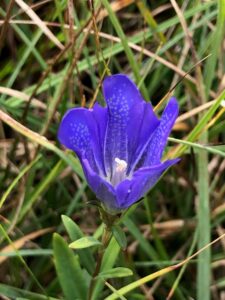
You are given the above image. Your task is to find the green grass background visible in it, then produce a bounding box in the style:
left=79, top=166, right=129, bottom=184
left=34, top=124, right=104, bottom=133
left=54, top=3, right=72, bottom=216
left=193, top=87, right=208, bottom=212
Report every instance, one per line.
left=0, top=0, right=225, bottom=299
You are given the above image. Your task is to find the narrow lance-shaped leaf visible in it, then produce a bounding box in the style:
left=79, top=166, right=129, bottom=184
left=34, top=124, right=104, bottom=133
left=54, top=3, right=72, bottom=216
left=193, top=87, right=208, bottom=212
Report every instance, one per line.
left=0, top=283, right=59, bottom=300
left=98, top=267, right=133, bottom=279
left=53, top=233, right=87, bottom=300
left=62, top=215, right=95, bottom=274
left=69, top=236, right=102, bottom=249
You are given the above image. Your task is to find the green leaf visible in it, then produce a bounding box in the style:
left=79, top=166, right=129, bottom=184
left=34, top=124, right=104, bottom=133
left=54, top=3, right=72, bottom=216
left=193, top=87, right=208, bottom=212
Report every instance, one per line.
left=61, top=215, right=95, bottom=274
left=112, top=225, right=127, bottom=250
left=69, top=236, right=102, bottom=249
left=0, top=283, right=59, bottom=300
left=53, top=233, right=87, bottom=300
left=98, top=267, right=133, bottom=279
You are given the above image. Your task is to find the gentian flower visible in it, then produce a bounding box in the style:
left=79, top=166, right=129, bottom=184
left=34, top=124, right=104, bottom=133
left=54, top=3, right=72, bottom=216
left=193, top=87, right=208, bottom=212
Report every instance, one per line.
left=58, top=74, right=179, bottom=214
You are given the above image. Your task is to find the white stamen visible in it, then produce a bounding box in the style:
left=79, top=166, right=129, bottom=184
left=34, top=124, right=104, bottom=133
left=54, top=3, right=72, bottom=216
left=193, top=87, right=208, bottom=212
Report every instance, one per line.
left=221, top=99, right=225, bottom=107
left=115, top=158, right=127, bottom=172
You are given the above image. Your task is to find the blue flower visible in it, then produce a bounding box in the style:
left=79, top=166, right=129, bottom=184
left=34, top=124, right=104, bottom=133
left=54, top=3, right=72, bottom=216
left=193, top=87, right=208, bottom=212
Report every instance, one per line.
left=58, top=74, right=179, bottom=213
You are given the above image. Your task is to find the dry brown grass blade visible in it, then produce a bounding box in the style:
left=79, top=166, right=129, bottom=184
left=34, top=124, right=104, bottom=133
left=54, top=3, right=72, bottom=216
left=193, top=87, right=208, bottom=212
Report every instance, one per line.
left=0, top=109, right=50, bottom=148
left=15, top=0, right=64, bottom=50
left=112, top=232, right=225, bottom=300
left=0, top=227, right=53, bottom=264
left=93, top=30, right=196, bottom=85
left=176, top=100, right=216, bottom=123
left=170, top=0, right=206, bottom=106
left=212, top=203, right=225, bottom=218
left=154, top=54, right=212, bottom=112
left=173, top=122, right=189, bottom=131
left=206, top=107, right=225, bottom=130
left=166, top=230, right=225, bottom=299
left=0, top=86, right=46, bottom=110
left=97, top=0, right=135, bottom=21
left=0, top=19, right=216, bottom=100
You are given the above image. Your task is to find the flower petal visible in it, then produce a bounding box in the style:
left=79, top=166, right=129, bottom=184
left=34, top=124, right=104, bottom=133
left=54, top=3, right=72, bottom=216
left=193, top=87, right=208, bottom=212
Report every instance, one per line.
left=116, top=158, right=179, bottom=209
left=81, top=158, right=119, bottom=213
left=57, top=104, right=107, bottom=175
left=102, top=74, right=158, bottom=176
left=141, top=97, right=179, bottom=167
left=127, top=102, right=159, bottom=173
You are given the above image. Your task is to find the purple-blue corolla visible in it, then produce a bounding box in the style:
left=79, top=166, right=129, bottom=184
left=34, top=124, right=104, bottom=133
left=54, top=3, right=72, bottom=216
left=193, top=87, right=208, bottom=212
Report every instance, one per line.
left=58, top=74, right=179, bottom=214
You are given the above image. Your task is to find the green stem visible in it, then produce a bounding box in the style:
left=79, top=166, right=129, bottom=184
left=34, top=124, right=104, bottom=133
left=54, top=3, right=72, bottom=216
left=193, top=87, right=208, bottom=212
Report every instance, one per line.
left=88, top=221, right=112, bottom=300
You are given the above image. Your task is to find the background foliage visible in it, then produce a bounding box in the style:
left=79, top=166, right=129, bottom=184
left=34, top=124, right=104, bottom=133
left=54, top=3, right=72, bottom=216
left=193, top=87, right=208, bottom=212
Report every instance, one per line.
left=0, top=0, right=225, bottom=299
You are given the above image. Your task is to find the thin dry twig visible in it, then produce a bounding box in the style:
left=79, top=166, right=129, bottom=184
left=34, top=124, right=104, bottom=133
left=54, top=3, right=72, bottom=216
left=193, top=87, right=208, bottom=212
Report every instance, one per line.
left=40, top=6, right=101, bottom=136
left=0, top=0, right=15, bottom=52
